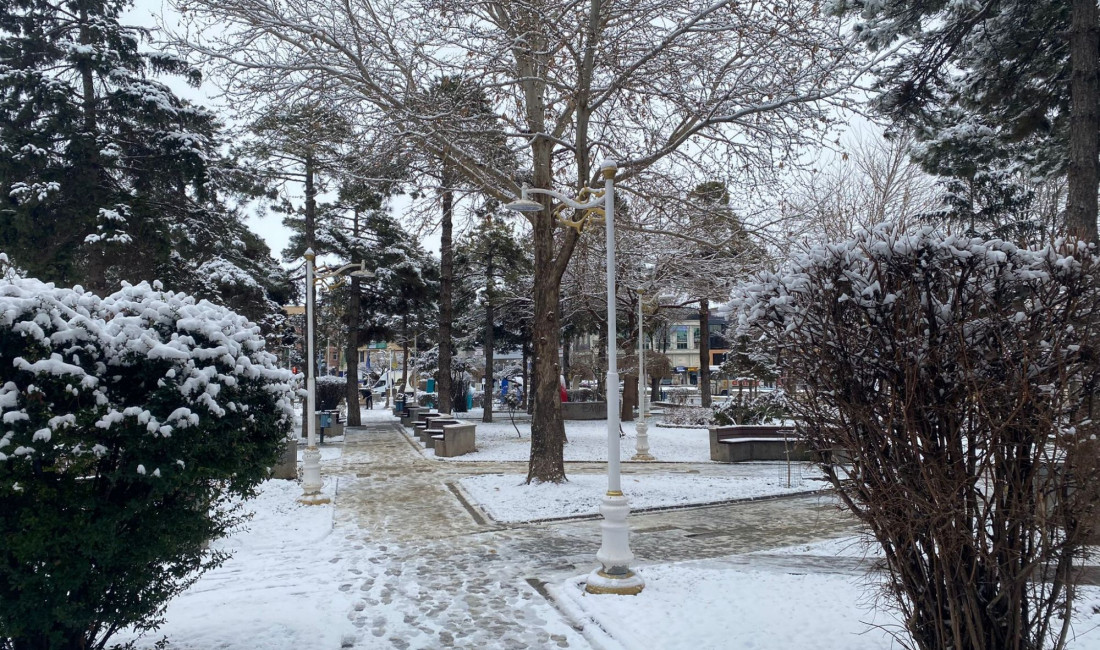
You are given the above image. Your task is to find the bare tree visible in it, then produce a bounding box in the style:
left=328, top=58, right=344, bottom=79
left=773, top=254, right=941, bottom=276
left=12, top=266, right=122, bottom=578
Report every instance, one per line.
left=172, top=0, right=883, bottom=481
left=740, top=227, right=1100, bottom=650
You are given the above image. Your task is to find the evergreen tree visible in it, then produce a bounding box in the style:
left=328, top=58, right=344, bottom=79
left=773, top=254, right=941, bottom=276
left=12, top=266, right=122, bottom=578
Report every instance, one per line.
left=0, top=0, right=289, bottom=312
left=830, top=0, right=1096, bottom=241
left=454, top=205, right=532, bottom=423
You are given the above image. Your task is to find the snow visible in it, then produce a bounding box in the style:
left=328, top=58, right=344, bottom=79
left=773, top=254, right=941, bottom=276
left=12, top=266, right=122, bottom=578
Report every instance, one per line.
left=552, top=555, right=906, bottom=650
left=433, top=412, right=714, bottom=463
left=459, top=470, right=822, bottom=523
left=112, top=480, right=356, bottom=650
left=103, top=417, right=1100, bottom=649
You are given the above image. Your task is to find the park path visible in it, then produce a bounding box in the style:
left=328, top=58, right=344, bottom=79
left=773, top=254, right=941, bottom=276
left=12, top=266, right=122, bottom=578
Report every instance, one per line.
left=324, top=418, right=863, bottom=649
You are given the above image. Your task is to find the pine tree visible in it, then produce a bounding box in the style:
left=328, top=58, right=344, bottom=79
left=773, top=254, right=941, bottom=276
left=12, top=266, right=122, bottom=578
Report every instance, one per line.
left=0, top=0, right=289, bottom=309
left=831, top=0, right=1097, bottom=241
left=454, top=205, right=532, bottom=423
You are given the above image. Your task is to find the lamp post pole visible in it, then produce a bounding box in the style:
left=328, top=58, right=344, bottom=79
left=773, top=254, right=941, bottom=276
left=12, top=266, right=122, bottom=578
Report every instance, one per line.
left=300, top=248, right=328, bottom=504
left=587, top=160, right=645, bottom=595
left=299, top=252, right=373, bottom=505
left=633, top=289, right=654, bottom=461
left=504, top=160, right=643, bottom=595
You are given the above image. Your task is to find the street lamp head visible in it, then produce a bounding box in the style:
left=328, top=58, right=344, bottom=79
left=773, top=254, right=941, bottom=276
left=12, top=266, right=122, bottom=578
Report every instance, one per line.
left=600, top=158, right=617, bottom=179
left=504, top=198, right=544, bottom=213
left=349, top=267, right=375, bottom=278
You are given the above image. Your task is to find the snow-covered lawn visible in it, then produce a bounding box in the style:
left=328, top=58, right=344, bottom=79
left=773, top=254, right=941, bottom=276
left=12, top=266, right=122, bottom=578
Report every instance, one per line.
left=553, top=557, right=904, bottom=650
left=113, top=479, right=359, bottom=649
left=553, top=540, right=1100, bottom=650
left=460, top=470, right=821, bottom=523
left=431, top=414, right=713, bottom=462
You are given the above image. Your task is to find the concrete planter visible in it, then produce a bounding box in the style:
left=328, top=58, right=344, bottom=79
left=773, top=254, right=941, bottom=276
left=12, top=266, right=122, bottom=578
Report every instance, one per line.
left=561, top=401, right=607, bottom=420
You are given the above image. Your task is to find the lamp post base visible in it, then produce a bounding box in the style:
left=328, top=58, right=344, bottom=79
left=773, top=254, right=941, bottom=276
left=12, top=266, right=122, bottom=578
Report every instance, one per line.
left=299, top=446, right=329, bottom=505
left=585, top=493, right=644, bottom=595
left=584, top=568, right=645, bottom=595
left=632, top=420, right=655, bottom=461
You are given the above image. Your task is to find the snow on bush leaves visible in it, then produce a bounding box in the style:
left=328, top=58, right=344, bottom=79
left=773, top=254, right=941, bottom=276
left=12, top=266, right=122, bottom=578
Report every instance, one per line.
left=0, top=277, right=294, bottom=472
left=0, top=275, right=295, bottom=646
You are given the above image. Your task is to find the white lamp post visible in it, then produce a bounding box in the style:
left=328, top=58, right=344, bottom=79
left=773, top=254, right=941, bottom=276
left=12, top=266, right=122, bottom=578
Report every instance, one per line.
left=632, top=289, right=654, bottom=461
left=300, top=248, right=374, bottom=505
left=505, top=159, right=644, bottom=595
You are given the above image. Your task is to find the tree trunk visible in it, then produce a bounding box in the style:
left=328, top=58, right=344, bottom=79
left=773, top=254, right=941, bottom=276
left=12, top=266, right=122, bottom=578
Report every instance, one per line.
left=522, top=342, right=531, bottom=413
left=344, top=210, right=362, bottom=426
left=437, top=168, right=455, bottom=413
left=401, top=318, right=410, bottom=397
left=301, top=152, right=318, bottom=440
left=1068, top=0, right=1100, bottom=244
left=483, top=297, right=495, bottom=423
left=699, top=299, right=712, bottom=408
left=651, top=375, right=661, bottom=408
left=526, top=178, right=567, bottom=482
left=621, top=374, right=637, bottom=422
left=561, top=330, right=571, bottom=389
left=621, top=306, right=637, bottom=421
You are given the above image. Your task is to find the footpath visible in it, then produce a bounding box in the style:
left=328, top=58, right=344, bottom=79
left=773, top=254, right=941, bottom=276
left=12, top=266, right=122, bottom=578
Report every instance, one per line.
left=325, top=419, right=862, bottom=649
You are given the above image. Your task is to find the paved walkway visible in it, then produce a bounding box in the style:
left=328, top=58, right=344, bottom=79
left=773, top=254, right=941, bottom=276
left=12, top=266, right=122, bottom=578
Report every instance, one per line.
left=326, top=419, right=862, bottom=649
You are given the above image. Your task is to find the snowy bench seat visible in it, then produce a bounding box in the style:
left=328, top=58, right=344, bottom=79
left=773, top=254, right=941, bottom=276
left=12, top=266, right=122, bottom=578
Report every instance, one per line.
left=432, top=423, right=476, bottom=458
left=418, top=417, right=459, bottom=445
left=708, top=425, right=811, bottom=462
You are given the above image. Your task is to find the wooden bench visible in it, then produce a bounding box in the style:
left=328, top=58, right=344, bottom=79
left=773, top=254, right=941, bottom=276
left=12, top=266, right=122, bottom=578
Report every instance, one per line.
left=708, top=425, right=813, bottom=462
left=433, top=423, right=476, bottom=457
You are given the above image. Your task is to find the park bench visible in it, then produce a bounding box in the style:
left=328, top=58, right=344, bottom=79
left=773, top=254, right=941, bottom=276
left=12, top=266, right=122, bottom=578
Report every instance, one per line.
left=400, top=405, right=423, bottom=427
left=432, top=422, right=476, bottom=457
left=708, top=425, right=813, bottom=463
left=411, top=410, right=443, bottom=435
left=418, top=416, right=459, bottom=445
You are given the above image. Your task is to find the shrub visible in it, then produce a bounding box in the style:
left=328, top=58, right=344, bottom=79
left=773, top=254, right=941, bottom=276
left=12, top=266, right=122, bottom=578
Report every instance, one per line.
left=738, top=226, right=1100, bottom=650
left=315, top=374, right=345, bottom=411
left=0, top=278, right=294, bottom=650
left=712, top=390, right=789, bottom=426
left=661, top=406, right=714, bottom=427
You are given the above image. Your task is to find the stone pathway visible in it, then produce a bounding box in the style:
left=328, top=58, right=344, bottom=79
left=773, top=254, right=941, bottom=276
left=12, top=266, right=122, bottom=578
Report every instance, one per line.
left=326, top=419, right=862, bottom=649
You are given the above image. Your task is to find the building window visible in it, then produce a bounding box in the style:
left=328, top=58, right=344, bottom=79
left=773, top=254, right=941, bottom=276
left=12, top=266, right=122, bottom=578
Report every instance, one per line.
left=673, top=325, right=689, bottom=349
left=692, top=327, right=701, bottom=349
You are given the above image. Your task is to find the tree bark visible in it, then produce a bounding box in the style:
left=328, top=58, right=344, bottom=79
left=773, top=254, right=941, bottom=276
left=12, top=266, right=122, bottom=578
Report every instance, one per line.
left=301, top=152, right=317, bottom=440
left=1068, top=0, right=1100, bottom=244
left=699, top=299, right=712, bottom=408
left=483, top=296, right=495, bottom=423
left=344, top=209, right=362, bottom=426
left=437, top=166, right=455, bottom=413
left=526, top=158, right=568, bottom=482
left=401, top=318, right=410, bottom=398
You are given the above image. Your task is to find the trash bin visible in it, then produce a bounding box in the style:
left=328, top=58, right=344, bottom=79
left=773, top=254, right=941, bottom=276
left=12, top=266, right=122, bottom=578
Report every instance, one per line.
left=318, top=411, right=332, bottom=444
left=426, top=378, right=436, bottom=393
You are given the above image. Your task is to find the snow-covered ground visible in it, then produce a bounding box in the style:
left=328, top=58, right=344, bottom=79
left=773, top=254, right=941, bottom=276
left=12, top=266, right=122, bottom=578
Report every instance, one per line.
left=553, top=540, right=1100, bottom=650
left=113, top=479, right=359, bottom=649
left=111, top=412, right=1100, bottom=650
left=552, top=556, right=906, bottom=650
left=428, top=411, right=713, bottom=462
left=460, top=470, right=820, bottom=523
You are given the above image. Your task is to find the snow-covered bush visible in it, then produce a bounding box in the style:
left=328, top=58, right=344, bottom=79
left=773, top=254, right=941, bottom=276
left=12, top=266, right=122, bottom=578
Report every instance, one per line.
left=661, top=406, right=714, bottom=427
left=737, top=226, right=1100, bottom=650
left=712, top=390, right=789, bottom=426
left=0, top=277, right=294, bottom=649
left=662, top=386, right=697, bottom=405
left=315, top=374, right=345, bottom=411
